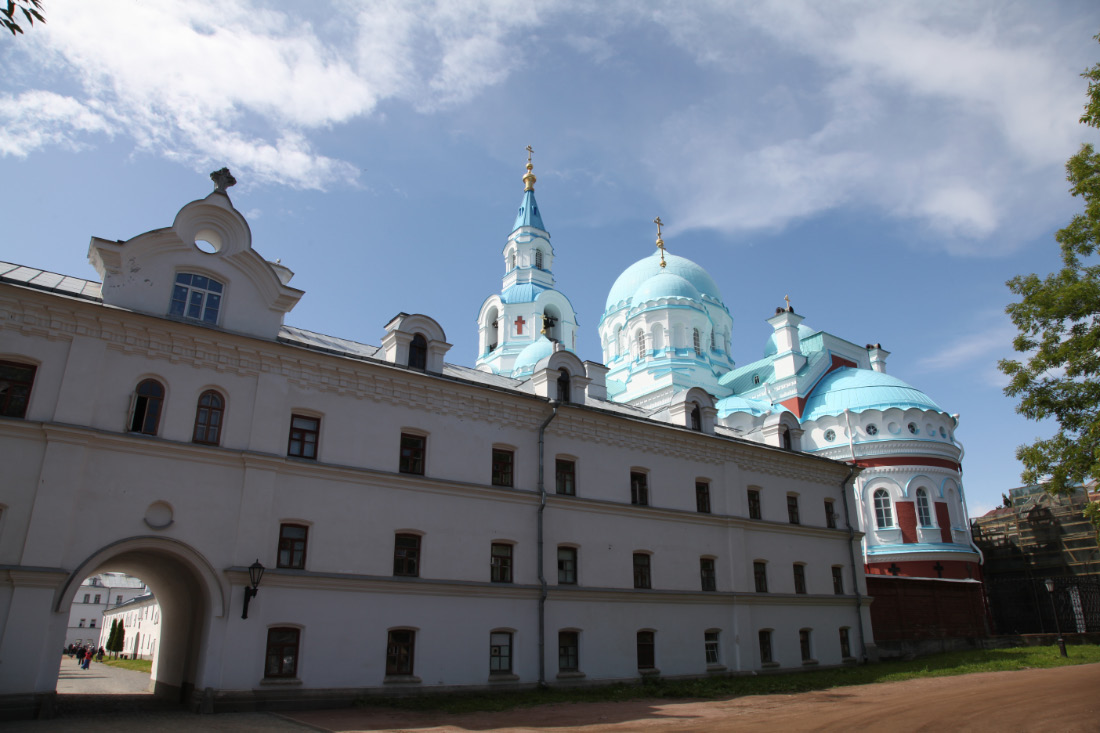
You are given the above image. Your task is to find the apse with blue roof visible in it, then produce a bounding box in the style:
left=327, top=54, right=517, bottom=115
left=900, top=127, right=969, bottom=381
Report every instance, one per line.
left=710, top=298, right=978, bottom=581
left=476, top=151, right=579, bottom=377
left=597, top=219, right=735, bottom=408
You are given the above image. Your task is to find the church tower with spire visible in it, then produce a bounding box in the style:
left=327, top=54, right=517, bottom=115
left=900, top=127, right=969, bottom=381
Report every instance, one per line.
left=476, top=149, right=579, bottom=377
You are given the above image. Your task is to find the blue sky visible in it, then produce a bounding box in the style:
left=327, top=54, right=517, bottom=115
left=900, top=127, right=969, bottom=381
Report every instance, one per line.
left=2, top=1, right=1098, bottom=517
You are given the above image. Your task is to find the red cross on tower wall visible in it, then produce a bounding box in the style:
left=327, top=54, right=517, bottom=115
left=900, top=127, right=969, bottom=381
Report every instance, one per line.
left=514, top=315, right=525, bottom=334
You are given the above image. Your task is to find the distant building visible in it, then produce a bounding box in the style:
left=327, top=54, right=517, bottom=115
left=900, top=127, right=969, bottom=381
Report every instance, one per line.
left=98, top=593, right=161, bottom=661
left=971, top=484, right=1100, bottom=634
left=64, top=573, right=147, bottom=648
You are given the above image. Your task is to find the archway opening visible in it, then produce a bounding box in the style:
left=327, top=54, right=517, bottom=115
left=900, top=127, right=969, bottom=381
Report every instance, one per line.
left=52, top=541, right=220, bottom=710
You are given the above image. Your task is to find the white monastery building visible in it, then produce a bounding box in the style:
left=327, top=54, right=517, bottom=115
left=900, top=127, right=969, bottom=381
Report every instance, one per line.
left=97, top=593, right=161, bottom=661
left=64, top=573, right=148, bottom=649
left=0, top=159, right=975, bottom=717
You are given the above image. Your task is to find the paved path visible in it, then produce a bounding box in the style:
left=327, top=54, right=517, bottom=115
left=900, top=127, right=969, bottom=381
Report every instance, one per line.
left=56, top=655, right=152, bottom=695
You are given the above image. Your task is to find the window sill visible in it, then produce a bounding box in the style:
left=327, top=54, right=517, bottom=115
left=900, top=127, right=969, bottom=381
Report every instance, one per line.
left=383, top=675, right=422, bottom=684
left=556, top=671, right=585, bottom=680
left=760, top=661, right=780, bottom=669
left=802, top=659, right=819, bottom=666
left=488, top=673, right=519, bottom=682
left=259, top=677, right=302, bottom=687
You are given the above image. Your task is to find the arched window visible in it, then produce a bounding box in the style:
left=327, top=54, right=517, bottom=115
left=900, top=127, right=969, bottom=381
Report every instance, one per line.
left=693, top=329, right=701, bottom=356
left=557, top=369, right=571, bottom=402
left=690, top=403, right=702, bottom=431
left=873, top=489, right=893, bottom=528
left=781, top=426, right=792, bottom=450
left=408, top=334, right=428, bottom=370
left=636, top=332, right=646, bottom=361
left=916, top=488, right=932, bottom=526
left=710, top=330, right=716, bottom=351
left=614, top=326, right=623, bottom=358
left=490, top=320, right=499, bottom=351
left=510, top=251, right=517, bottom=270
left=535, top=249, right=543, bottom=269
left=129, top=379, right=165, bottom=435
left=192, top=390, right=224, bottom=445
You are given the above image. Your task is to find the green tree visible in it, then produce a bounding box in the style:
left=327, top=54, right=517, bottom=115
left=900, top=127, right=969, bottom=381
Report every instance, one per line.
left=1000, top=36, right=1100, bottom=496
left=1, top=1, right=44, bottom=36
left=108, top=618, right=125, bottom=656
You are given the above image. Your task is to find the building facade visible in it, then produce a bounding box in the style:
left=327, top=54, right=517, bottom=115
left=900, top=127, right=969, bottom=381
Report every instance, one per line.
left=0, top=162, right=924, bottom=716
left=97, top=593, right=161, bottom=661
left=64, top=573, right=147, bottom=649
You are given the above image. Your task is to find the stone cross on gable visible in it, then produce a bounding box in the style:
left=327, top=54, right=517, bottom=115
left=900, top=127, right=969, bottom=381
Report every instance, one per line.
left=210, top=168, right=237, bottom=193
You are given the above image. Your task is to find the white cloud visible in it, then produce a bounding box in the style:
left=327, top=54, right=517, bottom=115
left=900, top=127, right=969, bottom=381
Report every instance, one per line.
left=916, top=320, right=1017, bottom=372
left=0, top=91, right=113, bottom=156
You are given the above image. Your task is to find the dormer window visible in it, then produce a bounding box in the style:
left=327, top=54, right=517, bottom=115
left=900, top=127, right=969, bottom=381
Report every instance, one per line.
left=557, top=369, right=571, bottom=402
left=408, top=334, right=428, bottom=370
left=170, top=273, right=223, bottom=324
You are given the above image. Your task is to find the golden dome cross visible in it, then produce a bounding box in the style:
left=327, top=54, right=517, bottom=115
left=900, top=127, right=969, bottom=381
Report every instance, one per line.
left=654, top=216, right=667, bottom=268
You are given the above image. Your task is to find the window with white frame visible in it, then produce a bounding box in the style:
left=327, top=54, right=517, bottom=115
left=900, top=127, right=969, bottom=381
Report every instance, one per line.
left=873, top=489, right=894, bottom=528
left=489, top=631, right=513, bottom=675
left=705, top=630, right=720, bottom=666
left=916, top=487, right=933, bottom=526
left=169, top=273, right=223, bottom=324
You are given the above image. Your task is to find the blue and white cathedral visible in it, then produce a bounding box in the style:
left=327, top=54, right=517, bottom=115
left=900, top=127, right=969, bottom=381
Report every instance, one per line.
left=479, top=154, right=980, bottom=583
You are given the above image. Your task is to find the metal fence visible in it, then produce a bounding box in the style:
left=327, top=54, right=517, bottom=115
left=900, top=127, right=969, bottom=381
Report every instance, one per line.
left=984, top=575, right=1100, bottom=635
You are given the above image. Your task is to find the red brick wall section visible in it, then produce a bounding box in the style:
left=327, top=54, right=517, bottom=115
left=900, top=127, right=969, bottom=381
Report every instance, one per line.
left=866, top=559, right=975, bottom=580
left=896, top=501, right=917, bottom=544
left=866, top=576, right=987, bottom=640
left=935, top=502, right=952, bottom=543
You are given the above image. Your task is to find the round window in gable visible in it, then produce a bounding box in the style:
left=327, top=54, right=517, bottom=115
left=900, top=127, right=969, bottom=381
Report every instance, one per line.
left=907, top=422, right=918, bottom=435
left=193, top=229, right=223, bottom=254
left=866, top=424, right=879, bottom=436
left=824, top=429, right=836, bottom=442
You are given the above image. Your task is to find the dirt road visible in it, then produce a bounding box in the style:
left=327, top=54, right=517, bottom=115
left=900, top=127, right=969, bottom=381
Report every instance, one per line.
left=286, top=663, right=1100, bottom=733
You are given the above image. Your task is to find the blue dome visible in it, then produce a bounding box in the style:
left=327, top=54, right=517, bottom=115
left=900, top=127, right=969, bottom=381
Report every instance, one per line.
left=802, top=368, right=946, bottom=421
left=632, top=272, right=700, bottom=304
left=763, top=323, right=817, bottom=356
left=511, top=335, right=556, bottom=377
left=605, top=251, right=723, bottom=313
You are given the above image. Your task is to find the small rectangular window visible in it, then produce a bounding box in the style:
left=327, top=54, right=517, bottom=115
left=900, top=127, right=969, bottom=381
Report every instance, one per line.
left=491, top=543, right=513, bottom=583
left=753, top=561, right=768, bottom=593
left=89, top=619, right=96, bottom=628
left=824, top=499, right=837, bottom=529
left=633, top=553, right=651, bottom=589
left=489, top=631, right=512, bottom=674
left=277, top=524, right=308, bottom=570
left=492, top=448, right=514, bottom=487
left=800, top=629, right=813, bottom=662
left=555, top=458, right=576, bottom=496
left=94, top=594, right=101, bottom=604
left=793, top=564, right=807, bottom=594
left=115, top=595, right=122, bottom=605
left=287, top=415, right=319, bottom=459
left=695, top=481, right=711, bottom=514
left=759, top=629, right=773, bottom=664
left=704, top=631, right=720, bottom=665
left=265, top=627, right=300, bottom=679
left=700, top=557, right=716, bottom=591
left=839, top=627, right=851, bottom=658
left=386, top=629, right=415, bottom=676
left=399, top=433, right=426, bottom=475
left=83, top=594, right=90, bottom=604
left=394, top=534, right=421, bottom=577
left=636, top=630, right=655, bottom=669
left=747, top=488, right=761, bottom=520
left=558, top=631, right=579, bottom=673
left=78, top=619, right=85, bottom=627
left=0, top=361, right=36, bottom=418
left=630, top=472, right=649, bottom=506
left=557, top=547, right=577, bottom=585
left=832, top=566, right=844, bottom=595
left=787, top=495, right=800, bottom=524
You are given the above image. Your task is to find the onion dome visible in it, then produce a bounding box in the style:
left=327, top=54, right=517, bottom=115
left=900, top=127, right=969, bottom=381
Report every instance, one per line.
left=511, top=335, right=557, bottom=377
left=605, top=251, right=724, bottom=313
left=632, top=271, right=701, bottom=304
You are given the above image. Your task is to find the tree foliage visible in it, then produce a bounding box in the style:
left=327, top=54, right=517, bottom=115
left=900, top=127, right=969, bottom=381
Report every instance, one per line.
left=1000, top=35, right=1100, bottom=501
left=107, top=618, right=124, bottom=655
left=1, top=1, right=44, bottom=36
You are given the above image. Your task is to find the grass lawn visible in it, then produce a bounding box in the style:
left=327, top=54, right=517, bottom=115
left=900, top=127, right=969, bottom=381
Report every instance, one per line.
left=99, top=657, right=153, bottom=674
left=359, top=644, right=1100, bottom=714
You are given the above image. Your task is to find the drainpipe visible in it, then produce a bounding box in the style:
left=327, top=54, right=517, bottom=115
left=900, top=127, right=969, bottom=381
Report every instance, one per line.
left=536, top=401, right=558, bottom=687
left=841, top=410, right=869, bottom=661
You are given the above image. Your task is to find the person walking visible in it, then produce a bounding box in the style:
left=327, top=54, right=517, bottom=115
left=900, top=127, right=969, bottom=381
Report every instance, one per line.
left=82, top=648, right=92, bottom=670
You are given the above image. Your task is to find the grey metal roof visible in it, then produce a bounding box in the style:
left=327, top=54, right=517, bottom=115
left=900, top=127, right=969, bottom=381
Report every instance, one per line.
left=0, top=262, right=103, bottom=300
